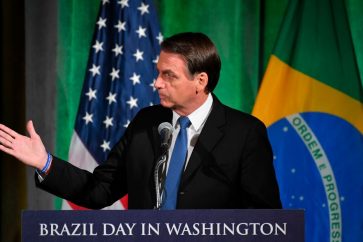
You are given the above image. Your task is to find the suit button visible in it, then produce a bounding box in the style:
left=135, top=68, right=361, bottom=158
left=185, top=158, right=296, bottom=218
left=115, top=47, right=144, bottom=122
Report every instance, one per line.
left=179, top=191, right=185, bottom=195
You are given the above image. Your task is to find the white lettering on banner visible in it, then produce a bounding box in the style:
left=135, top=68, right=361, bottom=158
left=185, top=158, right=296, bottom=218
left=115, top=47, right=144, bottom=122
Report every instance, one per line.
left=165, top=222, right=287, bottom=236
left=39, top=223, right=97, bottom=236
left=38, top=222, right=288, bottom=237
left=141, top=223, right=160, bottom=235
left=102, top=223, right=136, bottom=236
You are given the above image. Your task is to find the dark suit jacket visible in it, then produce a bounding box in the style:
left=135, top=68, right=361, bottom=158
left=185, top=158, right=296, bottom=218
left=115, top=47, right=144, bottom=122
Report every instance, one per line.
left=36, top=95, right=281, bottom=209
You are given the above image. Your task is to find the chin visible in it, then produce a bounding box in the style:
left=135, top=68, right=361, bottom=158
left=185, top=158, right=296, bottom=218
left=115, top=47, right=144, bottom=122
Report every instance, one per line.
left=159, top=100, right=174, bottom=109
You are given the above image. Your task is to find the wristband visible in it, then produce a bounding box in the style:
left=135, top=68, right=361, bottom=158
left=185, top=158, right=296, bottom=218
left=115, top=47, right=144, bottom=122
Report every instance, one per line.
left=40, top=153, right=52, bottom=173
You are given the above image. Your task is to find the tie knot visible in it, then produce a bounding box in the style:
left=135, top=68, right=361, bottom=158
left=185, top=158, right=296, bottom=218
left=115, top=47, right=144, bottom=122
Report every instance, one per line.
left=178, top=116, right=191, bottom=129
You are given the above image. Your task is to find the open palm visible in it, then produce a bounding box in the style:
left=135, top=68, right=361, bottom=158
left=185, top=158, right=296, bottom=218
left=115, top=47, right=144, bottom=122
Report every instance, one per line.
left=0, top=120, right=47, bottom=170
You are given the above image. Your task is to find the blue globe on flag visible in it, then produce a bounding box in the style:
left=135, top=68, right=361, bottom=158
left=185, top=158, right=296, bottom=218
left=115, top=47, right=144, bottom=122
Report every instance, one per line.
left=268, top=112, right=363, bottom=242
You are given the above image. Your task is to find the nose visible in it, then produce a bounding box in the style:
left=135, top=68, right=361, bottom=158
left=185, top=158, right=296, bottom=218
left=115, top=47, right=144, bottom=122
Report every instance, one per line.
left=154, top=75, right=164, bottom=89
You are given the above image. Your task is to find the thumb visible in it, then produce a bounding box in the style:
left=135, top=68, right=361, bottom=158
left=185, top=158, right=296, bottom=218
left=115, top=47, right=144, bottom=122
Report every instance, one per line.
left=26, top=120, right=38, bottom=138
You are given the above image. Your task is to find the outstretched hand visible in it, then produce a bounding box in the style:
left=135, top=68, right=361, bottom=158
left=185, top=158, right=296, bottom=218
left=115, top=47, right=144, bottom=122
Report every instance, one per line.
left=0, top=120, right=48, bottom=170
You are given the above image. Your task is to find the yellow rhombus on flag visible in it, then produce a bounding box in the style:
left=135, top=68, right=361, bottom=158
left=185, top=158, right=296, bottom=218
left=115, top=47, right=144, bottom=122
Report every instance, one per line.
left=253, top=0, right=363, bottom=241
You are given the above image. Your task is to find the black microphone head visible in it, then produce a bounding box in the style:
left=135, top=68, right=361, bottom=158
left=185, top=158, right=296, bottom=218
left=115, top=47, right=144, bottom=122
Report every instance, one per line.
left=158, top=122, right=173, bottom=135
left=158, top=122, right=173, bottom=149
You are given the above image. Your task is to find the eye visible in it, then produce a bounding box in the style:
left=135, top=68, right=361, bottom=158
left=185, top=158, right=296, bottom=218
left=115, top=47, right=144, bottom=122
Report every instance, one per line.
left=162, top=71, right=176, bottom=80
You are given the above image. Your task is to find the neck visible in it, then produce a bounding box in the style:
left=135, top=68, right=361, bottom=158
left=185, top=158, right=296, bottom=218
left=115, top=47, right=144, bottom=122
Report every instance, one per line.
left=174, top=92, right=209, bottom=116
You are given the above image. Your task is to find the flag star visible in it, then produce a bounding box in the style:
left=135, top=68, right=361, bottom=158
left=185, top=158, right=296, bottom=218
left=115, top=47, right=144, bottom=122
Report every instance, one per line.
left=109, top=68, right=120, bottom=81
left=130, top=72, right=141, bottom=85
left=83, top=112, right=93, bottom=124
left=152, top=55, right=159, bottom=64
left=89, top=64, right=101, bottom=76
left=96, top=17, right=107, bottom=30
left=149, top=102, right=154, bottom=106
left=123, top=120, right=130, bottom=128
left=93, top=40, right=104, bottom=53
left=156, top=32, right=163, bottom=44
left=137, top=2, right=149, bottom=15
left=100, top=140, right=111, bottom=152
left=133, top=49, right=144, bottom=62
left=127, top=96, right=138, bottom=109
left=74, top=0, right=163, bottom=166
left=114, top=20, right=126, bottom=32
left=85, top=88, right=97, bottom=101
left=103, top=116, right=114, bottom=128
left=106, top=92, right=117, bottom=105
left=136, top=26, right=147, bottom=38
left=118, top=0, right=129, bottom=8
left=150, top=79, right=156, bottom=91
left=112, top=44, right=123, bottom=56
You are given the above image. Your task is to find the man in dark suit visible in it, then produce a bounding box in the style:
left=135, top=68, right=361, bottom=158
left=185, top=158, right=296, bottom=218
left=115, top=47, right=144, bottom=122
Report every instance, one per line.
left=0, top=32, right=281, bottom=209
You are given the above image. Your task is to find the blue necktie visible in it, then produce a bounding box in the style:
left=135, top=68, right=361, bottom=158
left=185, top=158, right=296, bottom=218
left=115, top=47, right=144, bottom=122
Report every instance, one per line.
left=161, top=116, right=191, bottom=209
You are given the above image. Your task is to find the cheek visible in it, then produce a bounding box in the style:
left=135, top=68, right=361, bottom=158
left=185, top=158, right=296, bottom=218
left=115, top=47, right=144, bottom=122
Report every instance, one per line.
left=181, top=83, right=196, bottom=97
left=168, top=80, right=196, bottom=100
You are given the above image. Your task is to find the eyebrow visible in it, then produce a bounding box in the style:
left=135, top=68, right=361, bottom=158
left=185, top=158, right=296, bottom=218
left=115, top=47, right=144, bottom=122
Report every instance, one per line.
left=157, top=68, right=176, bottom=76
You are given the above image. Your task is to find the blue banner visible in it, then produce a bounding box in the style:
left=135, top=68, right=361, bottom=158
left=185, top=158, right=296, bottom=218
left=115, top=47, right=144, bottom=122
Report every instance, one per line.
left=22, top=209, right=304, bottom=242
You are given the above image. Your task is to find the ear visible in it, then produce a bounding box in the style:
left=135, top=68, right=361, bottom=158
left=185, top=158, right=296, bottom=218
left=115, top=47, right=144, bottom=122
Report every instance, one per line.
left=195, top=72, right=208, bottom=93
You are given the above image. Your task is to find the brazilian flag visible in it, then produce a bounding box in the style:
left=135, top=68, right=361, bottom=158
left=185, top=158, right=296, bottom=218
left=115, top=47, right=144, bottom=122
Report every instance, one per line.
left=253, top=0, right=363, bottom=241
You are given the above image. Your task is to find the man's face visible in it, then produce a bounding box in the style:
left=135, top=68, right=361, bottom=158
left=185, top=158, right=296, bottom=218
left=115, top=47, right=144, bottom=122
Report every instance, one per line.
left=155, top=51, right=203, bottom=116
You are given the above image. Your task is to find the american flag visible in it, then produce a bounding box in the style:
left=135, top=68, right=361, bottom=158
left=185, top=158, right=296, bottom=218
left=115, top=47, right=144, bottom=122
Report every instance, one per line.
left=62, top=0, right=162, bottom=210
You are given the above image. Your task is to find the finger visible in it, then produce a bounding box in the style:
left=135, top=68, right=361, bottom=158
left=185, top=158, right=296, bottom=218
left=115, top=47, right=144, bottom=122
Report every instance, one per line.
left=26, top=120, right=38, bottom=138
left=0, top=144, right=15, bottom=156
left=0, top=136, right=13, bottom=149
left=0, top=129, right=14, bottom=143
left=0, top=124, right=18, bottom=139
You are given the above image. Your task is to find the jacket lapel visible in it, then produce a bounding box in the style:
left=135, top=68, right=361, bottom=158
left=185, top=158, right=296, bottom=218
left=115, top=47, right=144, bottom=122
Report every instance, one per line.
left=180, top=95, right=226, bottom=187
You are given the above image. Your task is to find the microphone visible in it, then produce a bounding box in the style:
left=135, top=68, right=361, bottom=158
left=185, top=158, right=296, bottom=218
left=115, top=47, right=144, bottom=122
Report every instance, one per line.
left=155, top=122, right=173, bottom=209
left=158, top=122, right=173, bottom=152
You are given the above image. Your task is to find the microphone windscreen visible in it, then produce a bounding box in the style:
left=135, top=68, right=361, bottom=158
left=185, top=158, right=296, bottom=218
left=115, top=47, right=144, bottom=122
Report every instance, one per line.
left=158, top=122, right=173, bottom=135
left=158, top=122, right=173, bottom=149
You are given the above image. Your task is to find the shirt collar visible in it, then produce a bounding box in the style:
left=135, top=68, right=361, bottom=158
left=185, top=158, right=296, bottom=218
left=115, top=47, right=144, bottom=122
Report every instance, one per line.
left=172, top=93, right=213, bottom=131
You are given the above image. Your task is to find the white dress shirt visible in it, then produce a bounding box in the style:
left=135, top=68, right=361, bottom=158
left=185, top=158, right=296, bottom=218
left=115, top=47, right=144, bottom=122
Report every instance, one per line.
left=166, top=93, right=214, bottom=172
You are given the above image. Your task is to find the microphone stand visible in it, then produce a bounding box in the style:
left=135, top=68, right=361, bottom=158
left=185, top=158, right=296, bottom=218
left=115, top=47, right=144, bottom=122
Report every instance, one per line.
left=154, top=149, right=168, bottom=210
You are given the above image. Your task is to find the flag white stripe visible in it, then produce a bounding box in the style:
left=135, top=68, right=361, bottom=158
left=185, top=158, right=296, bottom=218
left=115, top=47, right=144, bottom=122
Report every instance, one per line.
left=61, top=131, right=125, bottom=210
